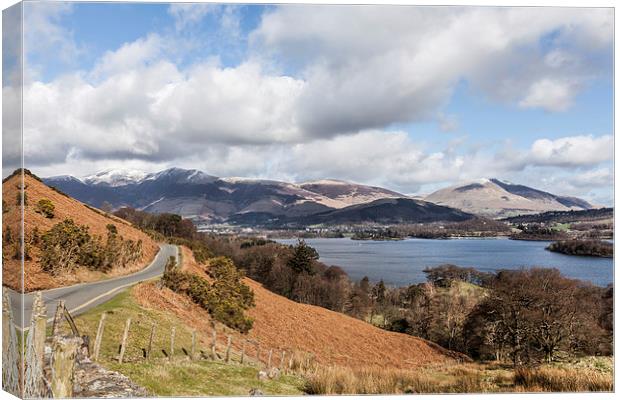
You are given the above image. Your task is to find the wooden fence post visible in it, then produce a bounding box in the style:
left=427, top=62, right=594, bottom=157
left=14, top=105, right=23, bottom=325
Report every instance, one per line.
left=50, top=337, right=82, bottom=398
left=2, top=292, right=19, bottom=395
left=225, top=336, right=232, bottom=363
left=118, top=318, right=131, bottom=364
left=25, top=292, right=47, bottom=398
left=93, top=313, right=107, bottom=362
left=240, top=340, right=246, bottom=365
left=191, top=330, right=196, bottom=361
left=170, top=326, right=176, bottom=360
left=147, top=323, right=156, bottom=360
left=279, top=350, right=286, bottom=370
left=52, top=300, right=65, bottom=336
left=211, top=326, right=217, bottom=360
left=267, top=349, right=273, bottom=369
left=256, top=342, right=261, bottom=365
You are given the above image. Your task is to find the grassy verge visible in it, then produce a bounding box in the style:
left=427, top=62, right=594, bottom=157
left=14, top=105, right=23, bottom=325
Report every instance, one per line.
left=67, top=285, right=305, bottom=396
left=113, top=360, right=304, bottom=396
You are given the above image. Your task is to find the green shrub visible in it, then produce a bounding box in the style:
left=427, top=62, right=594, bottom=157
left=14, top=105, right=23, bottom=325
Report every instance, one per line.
left=40, top=219, right=143, bottom=275
left=40, top=219, right=92, bottom=275
left=36, top=199, right=55, bottom=218
left=162, top=256, right=254, bottom=333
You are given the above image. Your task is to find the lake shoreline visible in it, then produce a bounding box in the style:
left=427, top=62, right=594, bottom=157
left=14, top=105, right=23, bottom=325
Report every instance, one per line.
left=275, top=237, right=613, bottom=287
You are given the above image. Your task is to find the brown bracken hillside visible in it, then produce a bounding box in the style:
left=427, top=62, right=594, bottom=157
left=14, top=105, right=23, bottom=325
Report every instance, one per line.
left=133, top=246, right=464, bottom=369
left=2, top=172, right=158, bottom=291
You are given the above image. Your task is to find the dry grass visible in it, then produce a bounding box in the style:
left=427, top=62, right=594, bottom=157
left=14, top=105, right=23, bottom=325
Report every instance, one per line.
left=303, top=364, right=490, bottom=394
left=146, top=247, right=461, bottom=370
left=2, top=174, right=158, bottom=291
left=514, top=366, right=613, bottom=392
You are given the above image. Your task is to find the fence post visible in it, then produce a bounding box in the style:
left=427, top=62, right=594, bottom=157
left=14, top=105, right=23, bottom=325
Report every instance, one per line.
left=147, top=323, right=156, bottom=360
left=25, top=292, right=46, bottom=398
left=93, top=313, right=107, bottom=362
left=256, top=342, right=261, bottom=365
left=279, top=350, right=286, bottom=370
left=52, top=300, right=65, bottom=336
left=191, top=330, right=196, bottom=361
left=118, top=318, right=131, bottom=364
left=50, top=337, right=82, bottom=398
left=225, top=336, right=232, bottom=363
left=211, top=326, right=217, bottom=360
left=267, top=349, right=273, bottom=370
left=170, top=326, right=176, bottom=360
left=2, top=293, right=19, bottom=395
left=240, top=340, right=246, bottom=365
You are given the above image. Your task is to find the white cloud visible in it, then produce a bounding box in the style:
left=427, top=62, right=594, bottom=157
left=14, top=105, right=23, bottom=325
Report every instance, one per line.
left=252, top=6, right=612, bottom=135
left=92, top=34, right=166, bottom=78
left=518, top=78, right=579, bottom=112
left=570, top=167, right=613, bottom=188
left=528, top=135, right=613, bottom=167
left=22, top=56, right=305, bottom=167
left=168, top=3, right=216, bottom=31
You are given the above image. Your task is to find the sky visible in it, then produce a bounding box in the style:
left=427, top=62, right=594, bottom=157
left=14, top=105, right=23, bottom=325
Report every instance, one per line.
left=3, top=2, right=614, bottom=204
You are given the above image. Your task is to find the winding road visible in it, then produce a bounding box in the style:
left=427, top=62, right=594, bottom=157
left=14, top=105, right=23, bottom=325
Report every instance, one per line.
left=6, top=244, right=178, bottom=329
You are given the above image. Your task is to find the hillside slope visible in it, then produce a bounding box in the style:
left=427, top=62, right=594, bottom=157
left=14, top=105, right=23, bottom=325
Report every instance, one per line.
left=425, top=178, right=593, bottom=218
left=133, top=247, right=464, bottom=370
left=2, top=171, right=159, bottom=291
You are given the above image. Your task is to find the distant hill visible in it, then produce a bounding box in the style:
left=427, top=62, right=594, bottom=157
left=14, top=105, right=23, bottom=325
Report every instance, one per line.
left=501, top=207, right=613, bottom=224
left=2, top=170, right=158, bottom=291
left=47, top=168, right=457, bottom=226
left=299, top=179, right=404, bottom=206
left=230, top=197, right=473, bottom=226
left=425, top=178, right=594, bottom=218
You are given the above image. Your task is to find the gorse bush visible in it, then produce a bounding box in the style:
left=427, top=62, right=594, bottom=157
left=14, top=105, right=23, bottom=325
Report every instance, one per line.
left=41, top=219, right=92, bottom=275
left=36, top=199, right=55, bottom=218
left=40, top=219, right=143, bottom=275
left=162, top=256, right=254, bottom=333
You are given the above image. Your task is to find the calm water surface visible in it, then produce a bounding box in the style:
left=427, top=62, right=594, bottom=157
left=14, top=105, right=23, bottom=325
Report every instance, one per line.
left=276, top=237, right=613, bottom=287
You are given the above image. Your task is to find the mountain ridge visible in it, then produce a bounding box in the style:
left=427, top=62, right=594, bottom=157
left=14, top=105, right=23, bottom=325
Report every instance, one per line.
left=425, top=178, right=594, bottom=218
left=44, top=168, right=594, bottom=224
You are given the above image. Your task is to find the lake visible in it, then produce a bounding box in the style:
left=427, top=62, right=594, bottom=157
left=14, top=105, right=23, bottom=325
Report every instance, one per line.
left=275, top=237, right=613, bottom=287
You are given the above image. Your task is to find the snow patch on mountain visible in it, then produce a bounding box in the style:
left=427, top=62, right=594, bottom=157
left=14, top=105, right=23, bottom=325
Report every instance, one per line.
left=82, top=169, right=148, bottom=186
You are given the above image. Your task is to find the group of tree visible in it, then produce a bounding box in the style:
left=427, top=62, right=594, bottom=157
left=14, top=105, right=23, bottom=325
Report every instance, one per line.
left=510, top=223, right=569, bottom=241
left=38, top=219, right=143, bottom=275
left=203, top=237, right=351, bottom=312
left=161, top=255, right=255, bottom=332
left=344, top=264, right=613, bottom=365
left=114, top=207, right=197, bottom=240
left=546, top=239, right=613, bottom=258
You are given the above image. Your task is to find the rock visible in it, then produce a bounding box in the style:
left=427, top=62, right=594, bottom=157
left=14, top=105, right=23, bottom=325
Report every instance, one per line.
left=249, top=388, right=264, bottom=396
left=257, top=370, right=268, bottom=380
left=73, top=356, right=148, bottom=398
left=267, top=368, right=281, bottom=379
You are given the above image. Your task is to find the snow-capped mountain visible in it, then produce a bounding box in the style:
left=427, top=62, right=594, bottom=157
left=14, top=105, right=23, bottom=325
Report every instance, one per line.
left=82, top=169, right=149, bottom=187
left=44, top=168, right=412, bottom=224
left=424, top=178, right=593, bottom=218
left=44, top=168, right=592, bottom=224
